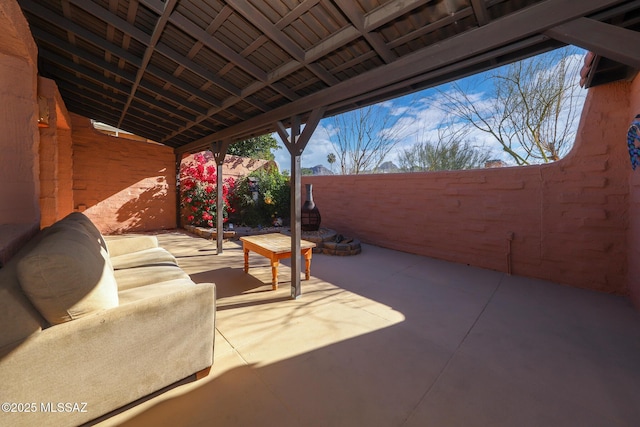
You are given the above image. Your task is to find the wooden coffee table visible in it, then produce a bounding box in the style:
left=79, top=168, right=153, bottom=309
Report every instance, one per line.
left=240, top=233, right=316, bottom=290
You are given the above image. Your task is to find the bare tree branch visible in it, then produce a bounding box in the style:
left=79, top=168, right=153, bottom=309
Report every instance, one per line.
left=326, top=102, right=414, bottom=174
left=399, top=119, right=490, bottom=171
left=437, top=46, right=583, bottom=165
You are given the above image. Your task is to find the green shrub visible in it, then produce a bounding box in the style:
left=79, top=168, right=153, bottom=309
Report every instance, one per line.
left=232, top=167, right=290, bottom=227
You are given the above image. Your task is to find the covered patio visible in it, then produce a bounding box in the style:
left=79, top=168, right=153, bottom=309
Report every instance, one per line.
left=98, top=231, right=640, bottom=426
left=5, top=0, right=640, bottom=300
left=2, top=0, right=640, bottom=425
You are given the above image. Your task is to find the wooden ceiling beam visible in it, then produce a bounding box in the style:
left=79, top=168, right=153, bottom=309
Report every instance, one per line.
left=164, top=11, right=268, bottom=82
left=226, top=0, right=339, bottom=85
left=388, top=8, right=474, bottom=49
left=154, top=42, right=242, bottom=97
left=26, top=0, right=265, bottom=119
left=276, top=0, right=320, bottom=29
left=159, top=0, right=424, bottom=140
left=470, top=0, right=490, bottom=26
left=226, top=0, right=306, bottom=60
left=150, top=0, right=441, bottom=141
left=178, top=0, right=628, bottom=154
left=141, top=0, right=271, bottom=86
left=37, top=42, right=209, bottom=119
left=161, top=0, right=430, bottom=137
left=39, top=49, right=134, bottom=91
left=67, top=0, right=150, bottom=44
left=37, top=0, right=266, bottom=117
left=44, top=58, right=201, bottom=127
left=545, top=17, right=640, bottom=68
left=144, top=63, right=223, bottom=109
left=364, top=0, right=434, bottom=30
left=21, top=0, right=142, bottom=67
left=118, top=0, right=178, bottom=127
left=26, top=4, right=233, bottom=124
left=304, top=26, right=361, bottom=63
left=327, top=35, right=555, bottom=113
left=161, top=8, right=271, bottom=115
left=333, top=0, right=396, bottom=63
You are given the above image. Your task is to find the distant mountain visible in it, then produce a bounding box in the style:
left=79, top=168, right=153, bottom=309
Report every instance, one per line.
left=377, top=161, right=400, bottom=173
left=308, top=164, right=334, bottom=175
left=302, top=162, right=399, bottom=175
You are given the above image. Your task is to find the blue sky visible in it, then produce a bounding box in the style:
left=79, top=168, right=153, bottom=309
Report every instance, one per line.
left=273, top=47, right=587, bottom=172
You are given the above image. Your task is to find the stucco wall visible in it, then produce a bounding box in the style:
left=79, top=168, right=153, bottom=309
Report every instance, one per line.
left=38, top=77, right=74, bottom=227
left=627, top=78, right=640, bottom=308
left=71, top=114, right=177, bottom=234
left=0, top=0, right=40, bottom=264
left=0, top=2, right=39, bottom=226
left=304, top=81, right=633, bottom=295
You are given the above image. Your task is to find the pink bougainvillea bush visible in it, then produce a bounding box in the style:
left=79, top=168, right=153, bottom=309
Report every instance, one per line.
left=179, top=152, right=236, bottom=228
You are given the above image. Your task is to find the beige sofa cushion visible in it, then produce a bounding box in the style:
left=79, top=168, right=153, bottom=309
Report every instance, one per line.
left=114, top=264, right=192, bottom=291
left=55, top=211, right=109, bottom=253
left=16, top=225, right=119, bottom=325
left=117, top=278, right=196, bottom=305
left=105, top=235, right=159, bottom=257
left=110, top=247, right=178, bottom=270
left=0, top=252, right=48, bottom=348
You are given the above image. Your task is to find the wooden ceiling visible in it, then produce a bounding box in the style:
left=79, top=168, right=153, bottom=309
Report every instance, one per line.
left=18, top=0, right=640, bottom=153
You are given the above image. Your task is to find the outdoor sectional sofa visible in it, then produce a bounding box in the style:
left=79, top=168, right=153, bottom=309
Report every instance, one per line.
left=0, top=212, right=216, bottom=426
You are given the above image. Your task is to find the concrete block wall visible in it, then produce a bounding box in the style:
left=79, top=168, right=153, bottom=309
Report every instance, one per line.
left=71, top=114, right=177, bottom=234
left=0, top=3, right=39, bottom=226
left=304, top=81, right=633, bottom=296
left=627, top=77, right=640, bottom=308
left=56, top=125, right=74, bottom=222
left=38, top=77, right=74, bottom=227
left=0, top=0, right=40, bottom=264
left=537, top=82, right=629, bottom=294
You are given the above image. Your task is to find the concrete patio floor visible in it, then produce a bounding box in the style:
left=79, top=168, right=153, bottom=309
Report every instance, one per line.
left=100, top=231, right=640, bottom=427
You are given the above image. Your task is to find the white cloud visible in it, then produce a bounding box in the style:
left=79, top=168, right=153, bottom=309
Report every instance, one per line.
left=273, top=122, right=338, bottom=172
left=273, top=47, right=587, bottom=171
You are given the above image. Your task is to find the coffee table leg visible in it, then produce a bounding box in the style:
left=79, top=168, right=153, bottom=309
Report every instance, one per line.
left=244, top=248, right=249, bottom=273
left=271, top=259, right=279, bottom=290
left=304, top=249, right=312, bottom=280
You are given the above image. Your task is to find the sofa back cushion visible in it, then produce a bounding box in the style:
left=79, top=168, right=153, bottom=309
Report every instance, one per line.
left=57, top=212, right=109, bottom=253
left=16, top=223, right=119, bottom=325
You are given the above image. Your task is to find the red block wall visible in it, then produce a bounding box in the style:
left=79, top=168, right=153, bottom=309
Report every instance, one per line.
left=627, top=77, right=640, bottom=308
left=38, top=77, right=74, bottom=227
left=304, top=81, right=633, bottom=296
left=71, top=114, right=177, bottom=234
left=0, top=0, right=40, bottom=264
left=0, top=9, right=39, bottom=227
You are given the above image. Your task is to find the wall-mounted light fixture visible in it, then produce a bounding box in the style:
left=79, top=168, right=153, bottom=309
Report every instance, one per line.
left=37, top=95, right=49, bottom=128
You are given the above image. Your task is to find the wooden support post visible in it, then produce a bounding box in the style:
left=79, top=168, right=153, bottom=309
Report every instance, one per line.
left=211, top=140, right=229, bottom=255
left=290, top=122, right=302, bottom=299
left=175, top=153, right=183, bottom=229
left=276, top=108, right=325, bottom=299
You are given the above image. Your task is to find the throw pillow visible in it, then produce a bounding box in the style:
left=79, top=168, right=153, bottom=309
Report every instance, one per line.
left=16, top=224, right=118, bottom=324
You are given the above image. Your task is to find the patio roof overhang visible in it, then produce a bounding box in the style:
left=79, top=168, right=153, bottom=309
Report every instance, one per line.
left=17, top=0, right=640, bottom=153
